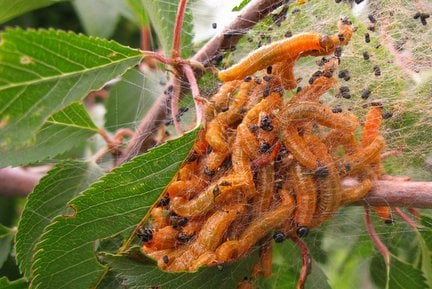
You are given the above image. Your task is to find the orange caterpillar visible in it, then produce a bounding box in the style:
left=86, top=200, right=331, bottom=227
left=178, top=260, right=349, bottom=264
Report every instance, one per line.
left=218, top=18, right=353, bottom=82
left=361, top=105, right=393, bottom=223
left=137, top=17, right=390, bottom=289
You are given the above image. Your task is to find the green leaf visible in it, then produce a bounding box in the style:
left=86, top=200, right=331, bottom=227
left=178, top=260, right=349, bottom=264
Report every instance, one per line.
left=232, top=0, right=251, bottom=12
left=96, top=271, right=124, bottom=289
left=0, top=0, right=65, bottom=24
left=105, top=68, right=165, bottom=132
left=72, top=0, right=121, bottom=38
left=0, top=225, right=14, bottom=270
left=31, top=128, right=199, bottom=289
left=0, top=277, right=28, bottom=289
left=419, top=215, right=432, bottom=285
left=370, top=255, right=430, bottom=289
left=126, top=0, right=149, bottom=26
left=73, top=0, right=139, bottom=31
left=0, top=224, right=12, bottom=237
left=0, top=103, right=98, bottom=167
left=141, top=0, right=194, bottom=58
left=101, top=251, right=259, bottom=289
left=0, top=28, right=142, bottom=148
left=15, top=160, right=103, bottom=278
left=420, top=215, right=432, bottom=252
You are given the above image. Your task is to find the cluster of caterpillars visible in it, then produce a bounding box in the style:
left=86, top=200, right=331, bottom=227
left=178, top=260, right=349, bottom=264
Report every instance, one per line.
left=139, top=17, right=387, bottom=284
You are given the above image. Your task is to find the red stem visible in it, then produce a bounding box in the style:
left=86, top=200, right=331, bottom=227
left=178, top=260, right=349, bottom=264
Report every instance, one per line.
left=364, top=205, right=391, bottom=266
left=98, top=128, right=113, bottom=145
left=393, top=207, right=417, bottom=230
left=142, top=51, right=176, bottom=66
left=182, top=64, right=205, bottom=126
left=172, top=0, right=188, bottom=58
left=292, top=237, right=311, bottom=289
left=141, top=26, right=151, bottom=51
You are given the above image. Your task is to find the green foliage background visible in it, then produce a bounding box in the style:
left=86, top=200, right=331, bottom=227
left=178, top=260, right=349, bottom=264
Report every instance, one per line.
left=0, top=0, right=431, bottom=288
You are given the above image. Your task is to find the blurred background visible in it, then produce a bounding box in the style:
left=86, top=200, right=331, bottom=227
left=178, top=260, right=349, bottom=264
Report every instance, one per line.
left=1, top=1, right=431, bottom=288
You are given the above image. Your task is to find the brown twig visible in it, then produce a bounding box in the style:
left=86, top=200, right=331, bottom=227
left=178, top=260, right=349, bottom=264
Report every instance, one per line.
left=0, top=167, right=46, bottom=197
left=182, top=64, right=206, bottom=126
left=357, top=180, right=432, bottom=208
left=2, top=164, right=432, bottom=209
left=98, top=128, right=121, bottom=156
left=191, top=0, right=286, bottom=63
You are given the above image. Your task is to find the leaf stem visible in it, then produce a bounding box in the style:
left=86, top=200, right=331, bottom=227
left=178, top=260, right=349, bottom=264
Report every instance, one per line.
left=182, top=64, right=206, bottom=127
left=393, top=207, right=418, bottom=230
left=172, top=0, right=188, bottom=58
left=140, top=26, right=157, bottom=69
left=364, top=205, right=391, bottom=267
left=291, top=236, right=311, bottom=289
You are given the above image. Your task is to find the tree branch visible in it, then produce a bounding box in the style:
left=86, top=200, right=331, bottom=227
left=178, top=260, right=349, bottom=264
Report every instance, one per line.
left=191, top=0, right=286, bottom=63
left=0, top=166, right=46, bottom=197
left=358, top=180, right=432, bottom=208
left=2, top=162, right=432, bottom=210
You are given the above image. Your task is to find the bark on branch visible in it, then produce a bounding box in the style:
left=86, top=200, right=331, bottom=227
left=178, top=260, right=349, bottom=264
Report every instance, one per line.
left=0, top=167, right=45, bottom=197
left=2, top=165, right=432, bottom=210
left=359, top=180, right=432, bottom=208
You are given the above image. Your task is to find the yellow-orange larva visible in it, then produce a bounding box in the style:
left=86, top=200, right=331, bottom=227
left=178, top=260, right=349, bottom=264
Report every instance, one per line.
left=218, top=33, right=329, bottom=82
left=145, top=226, right=178, bottom=251
left=236, top=189, right=295, bottom=256
left=304, top=135, right=342, bottom=225
left=290, top=163, right=317, bottom=229
left=279, top=101, right=359, bottom=131
left=290, top=76, right=338, bottom=103
left=256, top=241, right=273, bottom=278
left=218, top=18, right=352, bottom=82
left=252, top=164, right=275, bottom=215
left=361, top=106, right=392, bottom=222
left=273, top=59, right=297, bottom=90
left=168, top=204, right=245, bottom=271
left=210, top=80, right=241, bottom=112
left=171, top=174, right=249, bottom=217
left=373, top=206, right=394, bottom=224
left=280, top=125, right=318, bottom=170
left=323, top=129, right=359, bottom=155
left=361, top=106, right=383, bottom=147
left=337, top=135, right=386, bottom=176
left=341, top=178, right=373, bottom=204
